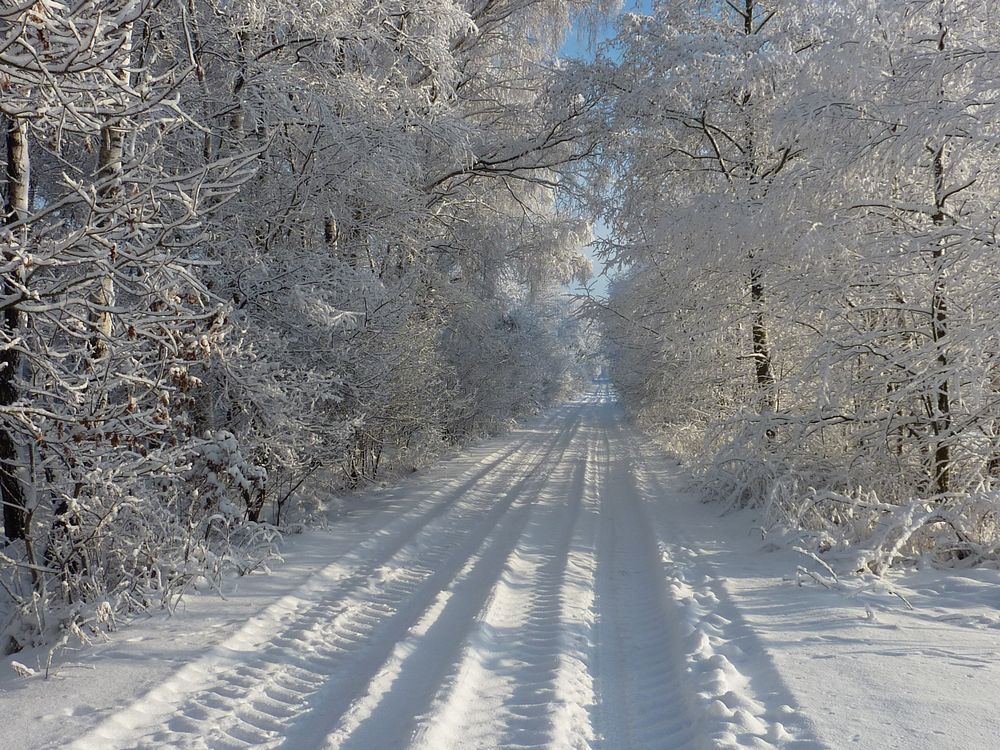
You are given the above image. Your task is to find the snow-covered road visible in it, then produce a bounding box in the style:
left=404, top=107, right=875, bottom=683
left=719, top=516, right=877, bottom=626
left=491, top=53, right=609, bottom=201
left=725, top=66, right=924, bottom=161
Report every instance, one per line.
left=6, top=386, right=1000, bottom=749
left=50, top=386, right=814, bottom=749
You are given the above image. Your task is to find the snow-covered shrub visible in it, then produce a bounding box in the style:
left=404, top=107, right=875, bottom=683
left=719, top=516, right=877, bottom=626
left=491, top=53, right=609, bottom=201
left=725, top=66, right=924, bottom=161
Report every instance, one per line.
left=1, top=452, right=279, bottom=653
left=188, top=431, right=268, bottom=523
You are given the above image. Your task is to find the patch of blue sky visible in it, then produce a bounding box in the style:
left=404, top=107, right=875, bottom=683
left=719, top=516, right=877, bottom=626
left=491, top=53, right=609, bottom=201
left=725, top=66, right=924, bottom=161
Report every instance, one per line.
left=560, top=0, right=653, bottom=62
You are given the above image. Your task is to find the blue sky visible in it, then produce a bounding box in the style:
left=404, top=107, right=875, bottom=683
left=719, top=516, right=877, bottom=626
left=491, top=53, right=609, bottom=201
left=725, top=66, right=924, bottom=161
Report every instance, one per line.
left=560, top=1, right=653, bottom=61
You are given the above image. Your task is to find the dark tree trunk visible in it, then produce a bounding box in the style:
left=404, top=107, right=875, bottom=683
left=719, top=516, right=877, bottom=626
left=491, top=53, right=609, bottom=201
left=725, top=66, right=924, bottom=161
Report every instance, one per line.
left=929, top=6, right=951, bottom=496
left=750, top=259, right=777, bottom=412
left=930, top=147, right=950, bottom=496
left=1, top=117, right=29, bottom=541
left=739, top=0, right=778, bottom=418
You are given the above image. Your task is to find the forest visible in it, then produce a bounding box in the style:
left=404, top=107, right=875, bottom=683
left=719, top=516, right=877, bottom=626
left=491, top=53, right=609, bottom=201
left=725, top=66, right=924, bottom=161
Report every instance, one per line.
left=0, top=0, right=598, bottom=652
left=3, top=0, right=1000, bottom=659
left=597, top=0, right=1000, bottom=579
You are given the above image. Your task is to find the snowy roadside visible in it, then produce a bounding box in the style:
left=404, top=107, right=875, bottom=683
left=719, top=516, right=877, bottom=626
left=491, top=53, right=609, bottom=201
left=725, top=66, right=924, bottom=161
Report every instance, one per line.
left=0, top=527, right=322, bottom=747
left=633, top=447, right=1000, bottom=750
left=0, top=416, right=547, bottom=750
left=0, top=527, right=374, bottom=749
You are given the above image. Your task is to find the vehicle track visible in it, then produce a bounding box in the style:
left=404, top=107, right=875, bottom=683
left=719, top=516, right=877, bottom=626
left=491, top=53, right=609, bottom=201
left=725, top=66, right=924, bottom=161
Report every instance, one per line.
left=410, top=407, right=599, bottom=750
left=71, top=387, right=820, bottom=750
left=73, top=408, right=578, bottom=750
left=591, top=410, right=698, bottom=750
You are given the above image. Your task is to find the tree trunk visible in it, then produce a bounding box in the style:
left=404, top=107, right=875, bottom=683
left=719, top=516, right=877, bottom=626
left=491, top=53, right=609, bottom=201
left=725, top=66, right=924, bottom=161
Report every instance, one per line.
left=90, top=122, right=125, bottom=359
left=750, top=258, right=777, bottom=411
left=89, top=24, right=135, bottom=359
left=929, top=5, right=951, bottom=496
left=739, top=0, right=778, bottom=417
left=1, top=117, right=29, bottom=541
left=929, top=146, right=950, bottom=496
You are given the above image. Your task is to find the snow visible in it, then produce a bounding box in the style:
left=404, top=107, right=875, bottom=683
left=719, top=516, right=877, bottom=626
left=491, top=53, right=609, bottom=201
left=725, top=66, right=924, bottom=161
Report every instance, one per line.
left=2, top=386, right=999, bottom=749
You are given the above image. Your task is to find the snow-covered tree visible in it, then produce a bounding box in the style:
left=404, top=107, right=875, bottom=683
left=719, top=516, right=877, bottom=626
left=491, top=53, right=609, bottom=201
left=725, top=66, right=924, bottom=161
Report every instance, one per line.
left=591, top=0, right=1000, bottom=569
left=0, top=0, right=598, bottom=651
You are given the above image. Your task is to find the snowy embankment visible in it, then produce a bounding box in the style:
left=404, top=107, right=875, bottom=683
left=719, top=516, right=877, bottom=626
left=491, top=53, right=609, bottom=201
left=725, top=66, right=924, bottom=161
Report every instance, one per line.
left=2, top=386, right=998, bottom=749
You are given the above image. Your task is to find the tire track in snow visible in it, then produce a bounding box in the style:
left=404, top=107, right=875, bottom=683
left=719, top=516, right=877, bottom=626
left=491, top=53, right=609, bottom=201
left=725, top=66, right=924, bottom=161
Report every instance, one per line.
left=70, top=409, right=572, bottom=750
left=510, top=426, right=601, bottom=750
left=408, top=408, right=600, bottom=750
left=625, top=413, right=826, bottom=749
left=591, top=406, right=699, bottom=750
left=495, top=420, right=598, bottom=750
left=281, top=403, right=587, bottom=750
